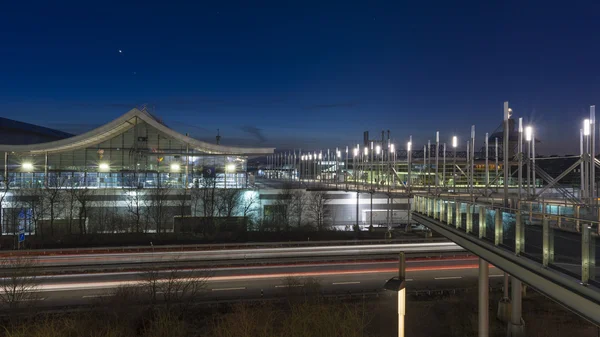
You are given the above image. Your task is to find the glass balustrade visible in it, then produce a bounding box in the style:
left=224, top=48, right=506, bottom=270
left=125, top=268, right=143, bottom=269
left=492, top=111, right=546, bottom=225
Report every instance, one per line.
left=413, top=195, right=599, bottom=285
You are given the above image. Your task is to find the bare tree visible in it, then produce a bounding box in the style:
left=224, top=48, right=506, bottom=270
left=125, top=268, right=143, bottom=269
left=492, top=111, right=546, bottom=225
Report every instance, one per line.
left=237, top=190, right=260, bottom=229
left=140, top=263, right=209, bottom=310
left=290, top=190, right=307, bottom=229
left=147, top=181, right=172, bottom=233
left=0, top=256, right=39, bottom=309
left=74, top=187, right=92, bottom=235
left=307, top=191, right=330, bottom=231
left=125, top=190, right=146, bottom=233
left=216, top=189, right=240, bottom=217
left=272, top=186, right=294, bottom=231
left=43, top=174, right=66, bottom=237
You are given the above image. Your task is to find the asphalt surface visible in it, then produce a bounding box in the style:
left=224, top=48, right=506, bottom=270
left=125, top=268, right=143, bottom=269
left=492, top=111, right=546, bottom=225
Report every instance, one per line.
left=16, top=242, right=462, bottom=267
left=24, top=257, right=506, bottom=307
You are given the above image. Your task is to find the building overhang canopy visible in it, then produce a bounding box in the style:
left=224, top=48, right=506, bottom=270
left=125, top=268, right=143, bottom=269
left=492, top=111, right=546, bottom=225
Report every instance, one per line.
left=0, top=108, right=274, bottom=156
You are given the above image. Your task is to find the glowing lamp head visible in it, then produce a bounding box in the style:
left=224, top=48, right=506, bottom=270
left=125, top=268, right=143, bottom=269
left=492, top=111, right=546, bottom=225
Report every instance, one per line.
left=390, top=144, right=395, bottom=152
left=170, top=163, right=181, bottom=172
left=309, top=154, right=313, bottom=160
left=318, top=153, right=322, bottom=160
left=22, top=162, right=33, bottom=171
left=375, top=145, right=381, bottom=155
left=584, top=119, right=591, bottom=136
left=353, top=148, right=359, bottom=157
left=407, top=142, right=412, bottom=152
left=525, top=126, right=533, bottom=141
left=226, top=163, right=236, bottom=172
left=364, top=147, right=368, bottom=156
left=452, top=136, right=458, bottom=148
left=98, top=162, right=110, bottom=171
left=337, top=151, right=341, bottom=158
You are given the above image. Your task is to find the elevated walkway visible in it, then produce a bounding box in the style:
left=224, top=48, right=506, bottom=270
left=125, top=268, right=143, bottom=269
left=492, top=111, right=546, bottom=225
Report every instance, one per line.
left=412, top=195, right=600, bottom=327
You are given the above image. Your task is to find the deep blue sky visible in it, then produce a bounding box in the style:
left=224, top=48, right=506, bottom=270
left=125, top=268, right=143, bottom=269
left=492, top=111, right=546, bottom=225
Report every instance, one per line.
left=1, top=1, right=599, bottom=154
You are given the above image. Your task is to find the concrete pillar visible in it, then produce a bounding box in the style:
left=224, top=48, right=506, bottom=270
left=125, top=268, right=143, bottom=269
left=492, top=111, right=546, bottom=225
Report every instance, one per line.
left=507, top=278, right=526, bottom=337
left=497, top=273, right=511, bottom=323
left=478, top=258, right=489, bottom=337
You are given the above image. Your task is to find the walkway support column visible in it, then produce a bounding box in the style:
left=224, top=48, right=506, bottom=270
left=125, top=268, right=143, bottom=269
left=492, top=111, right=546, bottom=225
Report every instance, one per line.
left=507, top=277, right=526, bottom=337
left=478, top=258, right=489, bottom=337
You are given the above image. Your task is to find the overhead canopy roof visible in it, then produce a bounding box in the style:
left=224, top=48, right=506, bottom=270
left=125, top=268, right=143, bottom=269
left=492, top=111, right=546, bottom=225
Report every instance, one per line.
left=0, top=108, right=274, bottom=155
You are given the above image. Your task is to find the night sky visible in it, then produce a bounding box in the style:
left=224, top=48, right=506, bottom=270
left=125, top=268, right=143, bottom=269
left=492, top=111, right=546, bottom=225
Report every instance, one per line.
left=2, top=1, right=600, bottom=154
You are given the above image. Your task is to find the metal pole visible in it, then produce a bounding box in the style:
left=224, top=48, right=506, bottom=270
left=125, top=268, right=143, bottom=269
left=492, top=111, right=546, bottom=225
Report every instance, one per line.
left=478, top=258, right=489, bottom=337
left=442, top=143, right=446, bottom=189
left=592, top=106, right=596, bottom=205
left=471, top=125, right=475, bottom=201
left=581, top=129, right=585, bottom=200
left=532, top=131, right=536, bottom=197
left=408, top=136, right=412, bottom=193
left=453, top=144, right=456, bottom=191
left=495, top=137, right=499, bottom=193
left=435, top=131, right=439, bottom=194
left=426, top=141, right=430, bottom=193
left=370, top=191, right=373, bottom=228
left=356, top=191, right=360, bottom=229
left=398, top=252, right=406, bottom=337
left=485, top=132, right=489, bottom=190
left=527, top=139, right=531, bottom=198
left=467, top=141, right=471, bottom=200
left=504, top=102, right=510, bottom=208
left=518, top=118, right=523, bottom=200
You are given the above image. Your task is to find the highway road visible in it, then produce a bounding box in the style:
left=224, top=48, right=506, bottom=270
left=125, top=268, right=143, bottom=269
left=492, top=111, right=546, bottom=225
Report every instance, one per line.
left=20, top=257, right=506, bottom=308
left=8, top=242, right=463, bottom=268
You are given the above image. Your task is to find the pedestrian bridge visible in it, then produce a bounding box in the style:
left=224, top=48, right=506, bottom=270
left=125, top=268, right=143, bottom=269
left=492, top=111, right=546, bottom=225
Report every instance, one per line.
left=412, top=195, right=600, bottom=328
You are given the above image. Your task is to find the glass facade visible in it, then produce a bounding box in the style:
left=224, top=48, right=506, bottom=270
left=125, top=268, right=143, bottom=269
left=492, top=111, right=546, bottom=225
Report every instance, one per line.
left=0, top=119, right=249, bottom=189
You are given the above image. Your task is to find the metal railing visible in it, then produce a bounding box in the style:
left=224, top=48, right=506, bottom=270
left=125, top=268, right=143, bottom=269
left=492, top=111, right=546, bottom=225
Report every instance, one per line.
left=413, top=195, right=598, bottom=285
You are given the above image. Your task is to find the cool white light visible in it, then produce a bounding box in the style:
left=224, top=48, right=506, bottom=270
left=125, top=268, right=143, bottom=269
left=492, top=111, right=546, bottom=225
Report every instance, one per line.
left=226, top=163, right=236, bottom=172
left=407, top=142, right=412, bottom=152
left=452, top=136, right=458, bottom=148
left=170, top=163, right=181, bottom=171
left=99, top=162, right=110, bottom=171
left=525, top=126, right=533, bottom=142
left=22, top=162, right=33, bottom=171
left=584, top=119, right=591, bottom=136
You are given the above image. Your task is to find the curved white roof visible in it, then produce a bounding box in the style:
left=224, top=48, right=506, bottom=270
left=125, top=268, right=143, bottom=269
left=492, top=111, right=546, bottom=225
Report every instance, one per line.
left=0, top=108, right=274, bottom=155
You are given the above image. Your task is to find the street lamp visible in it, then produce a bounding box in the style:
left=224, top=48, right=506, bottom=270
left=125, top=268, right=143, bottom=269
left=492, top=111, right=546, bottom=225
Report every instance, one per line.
left=407, top=140, right=412, bottom=193
left=452, top=136, right=457, bottom=190
left=384, top=252, right=407, bottom=337
left=525, top=126, right=533, bottom=196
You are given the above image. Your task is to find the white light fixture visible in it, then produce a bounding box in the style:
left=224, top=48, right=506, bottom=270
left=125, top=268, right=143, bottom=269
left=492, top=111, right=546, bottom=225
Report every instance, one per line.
left=337, top=151, right=341, bottom=158
left=584, top=119, right=591, bottom=136
left=98, top=162, right=110, bottom=171
left=309, top=154, right=313, bottom=160
left=22, top=162, right=33, bottom=171
left=407, top=142, right=412, bottom=152
left=318, top=153, right=322, bottom=160
left=170, top=163, right=181, bottom=172
left=364, top=147, right=369, bottom=156
left=525, top=126, right=533, bottom=141
left=390, top=144, right=395, bottom=152
left=452, top=136, right=458, bottom=148
left=376, top=145, right=381, bottom=155
left=353, top=148, right=359, bottom=157
left=226, top=163, right=236, bottom=172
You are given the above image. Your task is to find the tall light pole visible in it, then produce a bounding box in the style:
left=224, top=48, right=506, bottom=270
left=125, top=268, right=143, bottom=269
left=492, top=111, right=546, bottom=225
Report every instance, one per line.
left=525, top=126, right=533, bottom=198
left=518, top=118, right=523, bottom=200
left=384, top=252, right=407, bottom=337
left=407, top=138, right=412, bottom=193
left=584, top=119, right=591, bottom=203
left=452, top=136, right=457, bottom=191
left=435, top=131, right=440, bottom=195
left=503, top=102, right=510, bottom=208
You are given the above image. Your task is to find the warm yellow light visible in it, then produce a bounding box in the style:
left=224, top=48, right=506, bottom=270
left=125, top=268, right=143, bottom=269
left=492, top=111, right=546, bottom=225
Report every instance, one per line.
left=22, top=162, right=33, bottom=171
left=170, top=163, right=181, bottom=171
left=226, top=163, right=236, bottom=172
left=98, top=162, right=110, bottom=171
